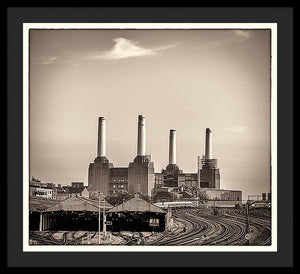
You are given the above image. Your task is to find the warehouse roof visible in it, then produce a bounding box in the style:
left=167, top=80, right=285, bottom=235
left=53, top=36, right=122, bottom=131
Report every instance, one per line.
left=29, top=197, right=60, bottom=212
left=30, top=195, right=112, bottom=213
left=78, top=196, right=112, bottom=209
left=108, top=194, right=165, bottom=213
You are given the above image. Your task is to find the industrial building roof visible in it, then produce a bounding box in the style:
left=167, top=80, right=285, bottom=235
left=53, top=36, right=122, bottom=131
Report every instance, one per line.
left=30, top=195, right=113, bottom=212
left=108, top=194, right=166, bottom=213
left=78, top=196, right=113, bottom=209
left=29, top=197, right=60, bottom=212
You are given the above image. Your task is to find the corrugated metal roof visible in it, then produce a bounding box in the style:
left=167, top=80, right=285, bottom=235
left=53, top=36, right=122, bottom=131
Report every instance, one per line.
left=78, top=196, right=112, bottom=209
left=108, top=195, right=166, bottom=213
left=29, top=197, right=61, bottom=212
left=42, top=195, right=113, bottom=212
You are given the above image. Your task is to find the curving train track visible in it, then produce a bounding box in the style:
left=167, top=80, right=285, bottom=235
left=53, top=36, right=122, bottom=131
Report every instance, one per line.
left=146, top=208, right=271, bottom=246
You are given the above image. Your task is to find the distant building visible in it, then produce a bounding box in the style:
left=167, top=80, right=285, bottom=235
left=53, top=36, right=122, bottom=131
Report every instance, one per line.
left=71, top=182, right=84, bottom=188
left=201, top=189, right=242, bottom=200
left=51, top=183, right=89, bottom=200
left=29, top=177, right=53, bottom=199
left=29, top=178, right=90, bottom=200
left=65, top=183, right=89, bottom=198
left=199, top=189, right=242, bottom=207
left=151, top=187, right=175, bottom=202
left=248, top=192, right=271, bottom=202
left=52, top=187, right=70, bottom=201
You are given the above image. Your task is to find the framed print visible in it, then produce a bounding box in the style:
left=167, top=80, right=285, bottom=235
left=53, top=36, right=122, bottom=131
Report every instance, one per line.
left=6, top=6, right=293, bottom=268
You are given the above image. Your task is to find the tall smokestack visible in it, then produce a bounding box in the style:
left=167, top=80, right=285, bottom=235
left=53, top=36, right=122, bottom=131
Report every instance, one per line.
left=169, top=130, right=176, bottom=164
left=205, top=128, right=212, bottom=159
left=137, top=115, right=146, bottom=156
left=97, top=117, right=106, bottom=157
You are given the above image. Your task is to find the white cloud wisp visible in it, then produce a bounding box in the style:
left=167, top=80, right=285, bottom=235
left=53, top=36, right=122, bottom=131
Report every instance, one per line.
left=92, top=37, right=179, bottom=60
left=196, top=30, right=252, bottom=51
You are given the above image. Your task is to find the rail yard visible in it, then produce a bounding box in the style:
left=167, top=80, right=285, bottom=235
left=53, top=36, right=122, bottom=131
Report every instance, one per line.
left=29, top=207, right=271, bottom=246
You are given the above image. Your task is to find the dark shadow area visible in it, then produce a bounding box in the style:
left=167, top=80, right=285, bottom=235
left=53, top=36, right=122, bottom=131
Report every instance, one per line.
left=107, top=212, right=165, bottom=232
left=29, top=211, right=103, bottom=231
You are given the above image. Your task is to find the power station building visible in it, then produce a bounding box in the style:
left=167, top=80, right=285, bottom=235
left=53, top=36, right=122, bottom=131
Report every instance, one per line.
left=151, top=127, right=241, bottom=205
left=154, top=128, right=220, bottom=190
left=88, top=115, right=154, bottom=197
left=87, top=116, right=241, bottom=203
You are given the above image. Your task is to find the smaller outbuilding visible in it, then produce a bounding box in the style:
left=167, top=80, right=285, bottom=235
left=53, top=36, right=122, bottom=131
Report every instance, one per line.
left=107, top=194, right=167, bottom=232
left=29, top=195, right=112, bottom=231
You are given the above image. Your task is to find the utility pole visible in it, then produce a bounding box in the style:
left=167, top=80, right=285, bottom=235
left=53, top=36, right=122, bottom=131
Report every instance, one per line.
left=213, top=199, right=216, bottom=215
left=103, top=196, right=106, bottom=238
left=39, top=212, right=43, bottom=232
left=98, top=192, right=101, bottom=244
left=245, top=202, right=250, bottom=245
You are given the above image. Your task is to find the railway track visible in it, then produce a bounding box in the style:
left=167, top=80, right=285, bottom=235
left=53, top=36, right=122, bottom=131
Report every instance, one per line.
left=148, top=208, right=270, bottom=246
left=187, top=210, right=247, bottom=246
left=149, top=211, right=213, bottom=246
left=29, top=229, right=89, bottom=245
left=150, top=210, right=245, bottom=246
left=146, top=216, right=196, bottom=245
left=223, top=210, right=271, bottom=245
left=29, top=209, right=271, bottom=246
left=29, top=231, right=62, bottom=245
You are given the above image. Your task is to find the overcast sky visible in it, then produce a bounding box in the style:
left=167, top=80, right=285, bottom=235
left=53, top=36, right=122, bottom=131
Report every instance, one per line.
left=29, top=29, right=271, bottom=200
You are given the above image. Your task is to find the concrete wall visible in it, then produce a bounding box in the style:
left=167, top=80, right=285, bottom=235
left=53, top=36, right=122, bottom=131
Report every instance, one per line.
left=93, top=157, right=111, bottom=196
left=200, top=165, right=220, bottom=189
left=128, top=156, right=154, bottom=197
left=88, top=163, right=94, bottom=191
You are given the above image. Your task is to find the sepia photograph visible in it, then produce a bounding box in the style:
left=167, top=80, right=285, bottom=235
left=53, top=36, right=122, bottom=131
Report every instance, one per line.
left=23, top=23, right=277, bottom=251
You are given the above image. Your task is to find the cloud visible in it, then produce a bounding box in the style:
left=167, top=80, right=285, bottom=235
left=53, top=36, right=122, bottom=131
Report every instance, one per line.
left=197, top=30, right=252, bottom=50
left=227, top=126, right=248, bottom=134
left=38, top=56, right=57, bottom=65
left=233, top=30, right=252, bottom=41
left=33, top=55, right=82, bottom=68
left=90, top=37, right=179, bottom=60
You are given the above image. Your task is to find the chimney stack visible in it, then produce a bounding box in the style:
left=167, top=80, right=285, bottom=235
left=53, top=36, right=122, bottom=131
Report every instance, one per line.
left=137, top=115, right=146, bottom=156
left=169, top=130, right=176, bottom=165
left=205, top=128, right=212, bottom=159
left=97, top=117, right=106, bottom=157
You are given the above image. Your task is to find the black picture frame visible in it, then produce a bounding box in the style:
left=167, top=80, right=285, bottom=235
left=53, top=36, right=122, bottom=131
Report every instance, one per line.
left=5, top=5, right=293, bottom=268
